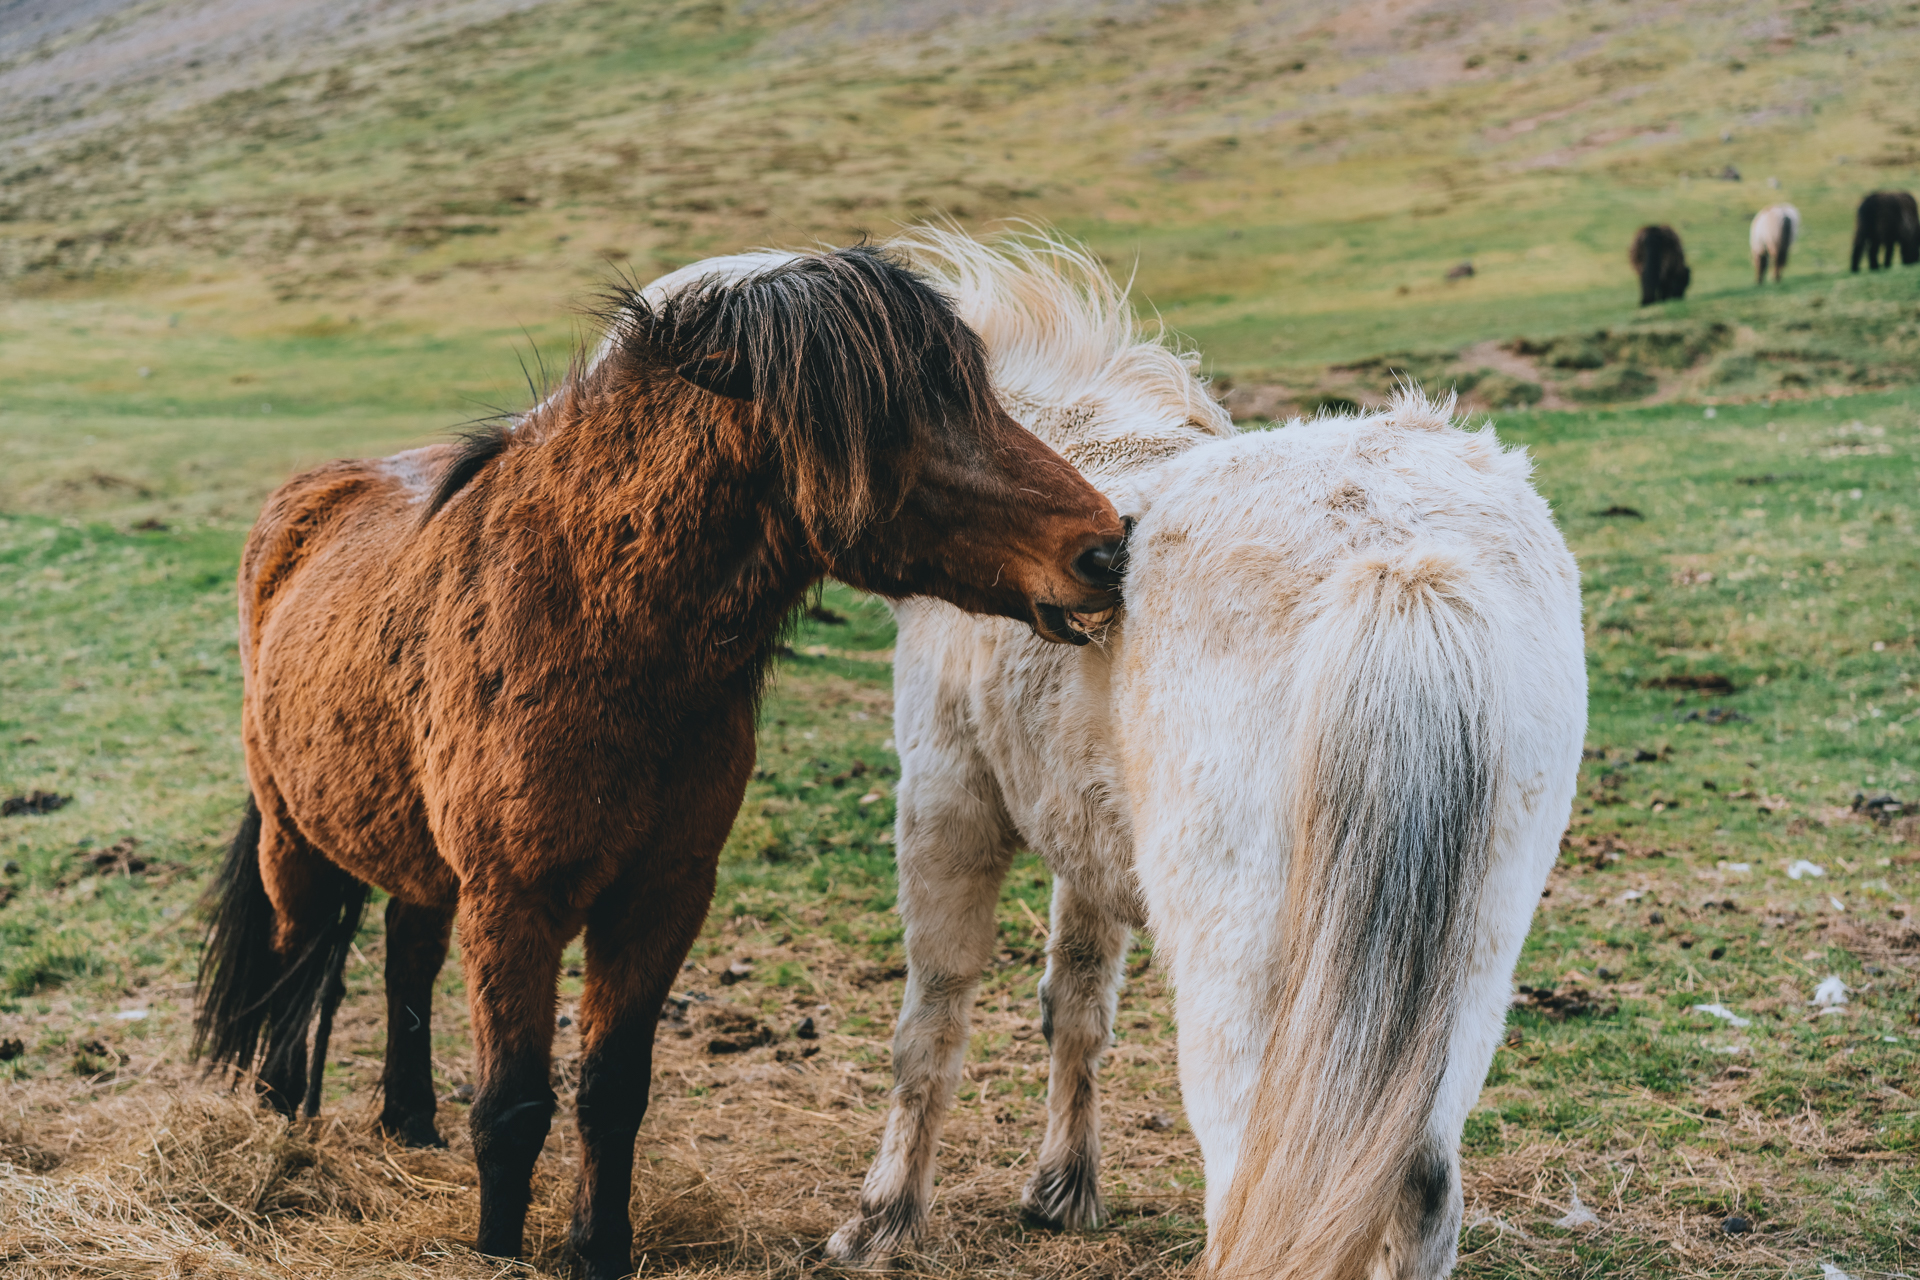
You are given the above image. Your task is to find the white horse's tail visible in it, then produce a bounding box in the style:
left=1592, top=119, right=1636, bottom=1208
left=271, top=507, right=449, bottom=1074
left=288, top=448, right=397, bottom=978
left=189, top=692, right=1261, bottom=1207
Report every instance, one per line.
left=1208, top=545, right=1501, bottom=1280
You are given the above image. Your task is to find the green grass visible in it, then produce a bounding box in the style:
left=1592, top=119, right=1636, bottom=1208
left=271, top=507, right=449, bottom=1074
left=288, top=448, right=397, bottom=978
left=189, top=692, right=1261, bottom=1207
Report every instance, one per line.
left=2, top=387, right=1915, bottom=1274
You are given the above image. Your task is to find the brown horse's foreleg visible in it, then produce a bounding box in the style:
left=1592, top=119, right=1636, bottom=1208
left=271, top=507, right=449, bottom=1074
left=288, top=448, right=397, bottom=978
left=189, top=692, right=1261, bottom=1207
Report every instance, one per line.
left=460, top=889, right=574, bottom=1262
left=379, top=897, right=455, bottom=1147
left=1021, top=877, right=1129, bottom=1230
left=568, top=852, right=719, bottom=1280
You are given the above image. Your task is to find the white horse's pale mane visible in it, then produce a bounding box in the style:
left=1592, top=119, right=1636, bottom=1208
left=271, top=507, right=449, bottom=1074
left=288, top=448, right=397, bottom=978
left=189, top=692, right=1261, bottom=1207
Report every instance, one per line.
left=885, top=225, right=1235, bottom=473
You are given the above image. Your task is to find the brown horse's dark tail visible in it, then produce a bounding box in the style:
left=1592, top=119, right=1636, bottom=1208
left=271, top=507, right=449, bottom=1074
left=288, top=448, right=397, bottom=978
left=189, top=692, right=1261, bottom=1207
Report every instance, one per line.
left=193, top=794, right=368, bottom=1117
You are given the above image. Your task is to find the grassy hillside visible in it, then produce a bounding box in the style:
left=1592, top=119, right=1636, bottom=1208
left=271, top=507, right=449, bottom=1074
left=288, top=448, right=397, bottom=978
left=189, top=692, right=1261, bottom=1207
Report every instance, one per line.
left=3, top=0, right=1919, bottom=418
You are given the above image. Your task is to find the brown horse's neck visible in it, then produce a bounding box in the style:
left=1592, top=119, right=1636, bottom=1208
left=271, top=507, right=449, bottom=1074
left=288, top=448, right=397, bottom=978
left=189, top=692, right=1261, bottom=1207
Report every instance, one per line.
left=474, top=376, right=824, bottom=691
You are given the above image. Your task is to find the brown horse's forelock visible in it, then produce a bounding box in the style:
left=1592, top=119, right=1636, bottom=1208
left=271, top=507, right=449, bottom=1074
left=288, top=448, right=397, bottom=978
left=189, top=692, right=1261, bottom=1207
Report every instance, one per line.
left=606, top=245, right=1001, bottom=545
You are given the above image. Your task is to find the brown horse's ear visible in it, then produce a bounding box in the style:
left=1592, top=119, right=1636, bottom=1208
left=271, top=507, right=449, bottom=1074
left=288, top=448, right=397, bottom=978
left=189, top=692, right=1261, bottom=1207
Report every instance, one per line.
left=675, top=349, right=754, bottom=401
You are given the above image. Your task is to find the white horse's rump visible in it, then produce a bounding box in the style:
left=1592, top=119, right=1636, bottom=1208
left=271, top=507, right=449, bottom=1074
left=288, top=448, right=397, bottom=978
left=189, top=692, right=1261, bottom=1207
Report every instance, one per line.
left=1750, top=203, right=1800, bottom=283
left=1120, top=405, right=1584, bottom=1277
left=641, top=230, right=1585, bottom=1278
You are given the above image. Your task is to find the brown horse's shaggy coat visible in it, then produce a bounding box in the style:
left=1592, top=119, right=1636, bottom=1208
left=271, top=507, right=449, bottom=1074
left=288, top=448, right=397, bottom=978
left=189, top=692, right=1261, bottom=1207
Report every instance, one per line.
left=194, top=246, right=1123, bottom=1280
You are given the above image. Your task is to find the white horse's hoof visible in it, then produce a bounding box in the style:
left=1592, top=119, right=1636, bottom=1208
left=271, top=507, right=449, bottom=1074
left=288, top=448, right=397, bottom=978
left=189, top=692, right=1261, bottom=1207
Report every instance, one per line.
left=825, top=1210, right=917, bottom=1270
left=1020, top=1160, right=1105, bottom=1231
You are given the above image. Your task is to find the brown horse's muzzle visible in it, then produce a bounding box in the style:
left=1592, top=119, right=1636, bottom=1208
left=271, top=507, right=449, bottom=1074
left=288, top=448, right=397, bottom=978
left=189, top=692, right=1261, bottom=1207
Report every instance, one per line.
left=853, top=401, right=1127, bottom=640
left=1025, top=527, right=1127, bottom=645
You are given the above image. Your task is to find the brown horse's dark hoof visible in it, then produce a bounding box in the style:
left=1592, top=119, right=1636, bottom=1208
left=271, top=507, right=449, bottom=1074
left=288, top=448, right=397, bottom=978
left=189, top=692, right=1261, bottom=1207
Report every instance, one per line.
left=377, top=1111, right=447, bottom=1149
left=577, top=1256, right=634, bottom=1280
left=567, top=1237, right=632, bottom=1280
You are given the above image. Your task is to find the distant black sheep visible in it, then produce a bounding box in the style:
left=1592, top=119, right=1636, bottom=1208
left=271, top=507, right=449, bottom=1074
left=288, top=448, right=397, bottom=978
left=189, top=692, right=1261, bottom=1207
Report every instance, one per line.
left=1852, top=190, right=1920, bottom=272
left=1629, top=225, right=1690, bottom=305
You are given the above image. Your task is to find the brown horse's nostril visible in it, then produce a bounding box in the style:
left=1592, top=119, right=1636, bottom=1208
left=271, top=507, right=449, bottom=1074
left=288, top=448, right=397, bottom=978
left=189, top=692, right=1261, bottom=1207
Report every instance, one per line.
left=1072, top=539, right=1127, bottom=588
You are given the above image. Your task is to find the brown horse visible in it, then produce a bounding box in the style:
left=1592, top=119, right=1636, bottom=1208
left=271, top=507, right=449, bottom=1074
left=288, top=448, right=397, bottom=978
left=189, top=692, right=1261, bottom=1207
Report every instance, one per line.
left=192, top=246, right=1125, bottom=1279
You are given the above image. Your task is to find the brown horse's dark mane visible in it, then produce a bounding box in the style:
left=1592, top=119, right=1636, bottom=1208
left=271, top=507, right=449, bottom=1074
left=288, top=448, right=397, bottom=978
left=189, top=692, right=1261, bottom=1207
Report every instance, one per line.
left=424, top=419, right=515, bottom=521
left=422, top=246, right=999, bottom=546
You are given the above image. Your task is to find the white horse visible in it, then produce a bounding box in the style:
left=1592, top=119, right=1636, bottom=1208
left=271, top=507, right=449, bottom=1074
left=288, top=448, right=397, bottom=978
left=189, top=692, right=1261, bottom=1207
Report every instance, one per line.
left=640, top=230, right=1587, bottom=1279
left=1750, top=203, right=1801, bottom=284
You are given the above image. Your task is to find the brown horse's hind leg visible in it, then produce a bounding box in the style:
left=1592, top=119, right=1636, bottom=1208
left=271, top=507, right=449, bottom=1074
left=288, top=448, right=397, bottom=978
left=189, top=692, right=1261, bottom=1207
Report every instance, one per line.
left=379, top=898, right=455, bottom=1148
left=254, top=790, right=369, bottom=1117
left=459, top=888, right=576, bottom=1262
left=568, top=852, right=720, bottom=1280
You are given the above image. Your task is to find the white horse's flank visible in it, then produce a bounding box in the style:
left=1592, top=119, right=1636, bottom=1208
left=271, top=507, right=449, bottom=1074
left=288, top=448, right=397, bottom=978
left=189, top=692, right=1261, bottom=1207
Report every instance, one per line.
left=645, top=230, right=1586, bottom=1278
left=1750, top=203, right=1800, bottom=284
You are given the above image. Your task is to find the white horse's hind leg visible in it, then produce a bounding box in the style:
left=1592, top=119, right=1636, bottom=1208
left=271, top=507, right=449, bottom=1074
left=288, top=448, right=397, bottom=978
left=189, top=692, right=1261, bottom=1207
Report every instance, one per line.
left=826, top=752, right=1015, bottom=1266
left=1376, top=774, right=1572, bottom=1278
left=1021, top=877, right=1128, bottom=1229
left=1372, top=1137, right=1461, bottom=1280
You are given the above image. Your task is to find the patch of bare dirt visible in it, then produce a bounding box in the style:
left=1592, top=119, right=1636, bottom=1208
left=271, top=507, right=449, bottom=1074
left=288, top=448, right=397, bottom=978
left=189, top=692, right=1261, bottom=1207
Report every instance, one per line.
left=1456, top=338, right=1571, bottom=410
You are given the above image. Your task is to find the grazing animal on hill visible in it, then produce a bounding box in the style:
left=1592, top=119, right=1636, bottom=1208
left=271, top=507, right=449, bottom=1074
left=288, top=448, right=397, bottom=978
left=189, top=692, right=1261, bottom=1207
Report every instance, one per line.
left=1750, top=203, right=1801, bottom=284
left=1629, top=225, right=1690, bottom=305
left=1852, top=190, right=1920, bottom=271
left=192, top=245, right=1126, bottom=1280
left=815, top=230, right=1586, bottom=1280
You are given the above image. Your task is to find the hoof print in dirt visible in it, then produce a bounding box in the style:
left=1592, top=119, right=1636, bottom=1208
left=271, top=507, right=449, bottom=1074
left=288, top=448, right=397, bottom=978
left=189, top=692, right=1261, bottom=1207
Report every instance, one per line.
left=1511, top=985, right=1618, bottom=1021
left=704, top=1008, right=773, bottom=1055
left=58, top=837, right=166, bottom=886
left=855, top=963, right=908, bottom=988
left=0, top=1037, right=25, bottom=1061
left=71, top=1040, right=125, bottom=1077
left=3, top=790, right=71, bottom=817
